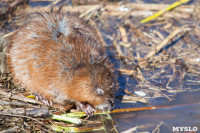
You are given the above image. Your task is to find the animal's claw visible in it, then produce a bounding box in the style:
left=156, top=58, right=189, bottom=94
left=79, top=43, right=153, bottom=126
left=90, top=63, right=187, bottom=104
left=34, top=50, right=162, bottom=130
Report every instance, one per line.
left=77, top=102, right=96, bottom=117
left=34, top=92, right=52, bottom=107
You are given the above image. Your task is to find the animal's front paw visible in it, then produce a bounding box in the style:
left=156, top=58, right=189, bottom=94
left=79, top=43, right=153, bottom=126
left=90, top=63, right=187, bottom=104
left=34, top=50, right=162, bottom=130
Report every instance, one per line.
left=34, top=92, right=52, bottom=107
left=77, top=102, right=96, bottom=117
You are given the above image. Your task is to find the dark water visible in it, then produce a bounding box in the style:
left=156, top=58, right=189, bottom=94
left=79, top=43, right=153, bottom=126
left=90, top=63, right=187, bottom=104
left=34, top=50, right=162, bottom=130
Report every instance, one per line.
left=107, top=44, right=200, bottom=132
left=112, top=91, right=200, bottom=133
left=28, top=1, right=52, bottom=7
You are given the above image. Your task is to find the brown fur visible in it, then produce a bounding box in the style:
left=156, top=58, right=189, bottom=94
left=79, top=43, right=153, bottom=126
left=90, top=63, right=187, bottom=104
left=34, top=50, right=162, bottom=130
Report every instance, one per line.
left=7, top=12, right=116, bottom=109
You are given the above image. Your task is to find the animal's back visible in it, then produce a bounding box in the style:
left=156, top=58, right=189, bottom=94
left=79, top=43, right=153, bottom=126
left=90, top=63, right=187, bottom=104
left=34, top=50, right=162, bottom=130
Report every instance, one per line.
left=7, top=12, right=104, bottom=103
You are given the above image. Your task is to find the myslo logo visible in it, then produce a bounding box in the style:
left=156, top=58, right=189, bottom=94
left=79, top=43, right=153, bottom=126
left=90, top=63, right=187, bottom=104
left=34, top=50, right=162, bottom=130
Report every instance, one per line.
left=172, top=126, right=198, bottom=132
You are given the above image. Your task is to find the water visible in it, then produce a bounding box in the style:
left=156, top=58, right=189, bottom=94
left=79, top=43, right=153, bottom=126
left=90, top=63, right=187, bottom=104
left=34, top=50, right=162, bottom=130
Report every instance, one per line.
left=112, top=91, right=200, bottom=132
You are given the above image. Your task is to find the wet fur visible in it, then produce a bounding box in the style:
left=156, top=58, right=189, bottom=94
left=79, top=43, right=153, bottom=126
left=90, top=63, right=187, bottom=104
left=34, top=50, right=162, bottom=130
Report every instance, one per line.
left=7, top=12, right=116, bottom=109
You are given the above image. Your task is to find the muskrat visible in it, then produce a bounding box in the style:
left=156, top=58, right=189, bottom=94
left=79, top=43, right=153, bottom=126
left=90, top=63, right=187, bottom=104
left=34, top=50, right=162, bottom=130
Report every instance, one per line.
left=7, top=12, right=116, bottom=116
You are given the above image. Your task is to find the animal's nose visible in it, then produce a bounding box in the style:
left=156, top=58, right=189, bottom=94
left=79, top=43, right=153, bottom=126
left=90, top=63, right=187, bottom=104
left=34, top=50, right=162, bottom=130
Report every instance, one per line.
left=104, top=105, right=109, bottom=110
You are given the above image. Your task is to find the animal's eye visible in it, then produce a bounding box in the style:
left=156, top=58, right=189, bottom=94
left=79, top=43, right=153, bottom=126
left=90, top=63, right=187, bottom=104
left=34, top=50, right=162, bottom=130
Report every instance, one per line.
left=97, top=88, right=104, bottom=95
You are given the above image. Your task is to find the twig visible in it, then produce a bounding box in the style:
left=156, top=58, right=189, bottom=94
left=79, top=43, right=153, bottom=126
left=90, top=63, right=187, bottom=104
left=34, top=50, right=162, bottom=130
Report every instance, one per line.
left=50, top=0, right=62, bottom=6
left=121, top=126, right=138, bottom=133
left=120, top=95, right=148, bottom=103
left=0, top=108, right=51, bottom=117
left=0, top=100, right=29, bottom=107
left=113, top=39, right=124, bottom=57
left=0, top=113, right=54, bottom=132
left=145, top=27, right=188, bottom=58
left=153, top=30, right=165, bottom=40
left=0, top=91, right=42, bottom=105
left=119, top=26, right=128, bottom=43
left=110, top=102, right=200, bottom=113
left=152, top=122, right=163, bottom=133
left=166, top=64, right=177, bottom=88
left=0, top=126, right=19, bottom=133
left=0, top=0, right=28, bottom=21
left=110, top=118, right=118, bottom=133
left=79, top=3, right=103, bottom=19
left=89, top=19, right=106, bottom=46
left=140, top=0, right=191, bottom=23
left=136, top=67, right=150, bottom=84
left=3, top=31, right=16, bottom=38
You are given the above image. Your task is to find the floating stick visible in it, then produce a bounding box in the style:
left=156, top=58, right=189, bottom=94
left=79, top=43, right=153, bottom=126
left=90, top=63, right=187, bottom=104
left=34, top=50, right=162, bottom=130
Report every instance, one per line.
left=64, top=102, right=200, bottom=117
left=140, top=0, right=191, bottom=23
